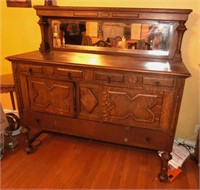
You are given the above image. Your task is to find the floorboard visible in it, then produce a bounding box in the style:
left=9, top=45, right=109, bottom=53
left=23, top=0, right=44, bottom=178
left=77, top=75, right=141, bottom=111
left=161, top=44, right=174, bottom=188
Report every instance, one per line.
left=1, top=133, right=199, bottom=189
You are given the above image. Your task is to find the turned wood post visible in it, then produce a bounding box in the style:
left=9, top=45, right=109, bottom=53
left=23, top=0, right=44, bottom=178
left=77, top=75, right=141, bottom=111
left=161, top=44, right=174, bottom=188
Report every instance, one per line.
left=21, top=126, right=34, bottom=154
left=38, top=17, right=51, bottom=53
left=158, top=152, right=172, bottom=182
left=174, top=21, right=187, bottom=60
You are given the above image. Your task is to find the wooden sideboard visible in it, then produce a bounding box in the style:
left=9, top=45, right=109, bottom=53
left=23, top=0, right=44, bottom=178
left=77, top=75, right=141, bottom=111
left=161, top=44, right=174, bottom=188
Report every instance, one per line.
left=6, top=6, right=192, bottom=182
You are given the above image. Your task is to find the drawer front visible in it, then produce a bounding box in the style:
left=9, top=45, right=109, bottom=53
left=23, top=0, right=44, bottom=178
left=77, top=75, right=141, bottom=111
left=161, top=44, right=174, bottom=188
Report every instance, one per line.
left=94, top=72, right=124, bottom=83
left=54, top=68, right=83, bottom=79
left=22, top=111, right=170, bottom=151
left=18, top=64, right=43, bottom=74
left=123, top=127, right=169, bottom=151
left=143, top=76, right=174, bottom=87
left=18, top=64, right=83, bottom=80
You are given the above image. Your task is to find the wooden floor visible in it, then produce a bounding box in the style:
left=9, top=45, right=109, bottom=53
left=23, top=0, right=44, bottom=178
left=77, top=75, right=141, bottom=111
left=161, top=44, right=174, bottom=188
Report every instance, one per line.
left=1, top=133, right=199, bottom=189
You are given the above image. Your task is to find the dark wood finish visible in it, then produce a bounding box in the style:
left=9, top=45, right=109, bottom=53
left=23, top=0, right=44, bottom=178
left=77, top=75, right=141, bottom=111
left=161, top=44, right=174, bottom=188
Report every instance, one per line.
left=1, top=134, right=199, bottom=189
left=0, top=74, right=16, bottom=110
left=6, top=6, right=192, bottom=183
left=7, top=50, right=190, bottom=182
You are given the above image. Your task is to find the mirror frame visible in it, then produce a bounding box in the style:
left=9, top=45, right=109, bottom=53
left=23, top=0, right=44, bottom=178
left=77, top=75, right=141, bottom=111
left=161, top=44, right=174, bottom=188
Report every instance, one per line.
left=34, top=6, right=192, bottom=61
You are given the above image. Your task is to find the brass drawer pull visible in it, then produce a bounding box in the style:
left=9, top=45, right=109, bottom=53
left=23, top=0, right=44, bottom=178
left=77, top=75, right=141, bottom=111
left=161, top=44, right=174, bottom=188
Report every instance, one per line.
left=145, top=136, right=151, bottom=144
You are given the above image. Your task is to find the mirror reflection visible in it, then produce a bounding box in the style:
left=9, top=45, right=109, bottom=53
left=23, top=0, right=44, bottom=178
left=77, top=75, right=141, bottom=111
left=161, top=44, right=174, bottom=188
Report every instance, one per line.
left=52, top=20, right=172, bottom=52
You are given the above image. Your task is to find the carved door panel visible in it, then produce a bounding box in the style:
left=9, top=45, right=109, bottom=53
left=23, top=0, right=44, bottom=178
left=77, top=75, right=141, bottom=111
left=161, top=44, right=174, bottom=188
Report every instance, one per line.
left=27, top=77, right=75, bottom=116
left=78, top=83, right=101, bottom=120
left=102, top=86, right=169, bottom=130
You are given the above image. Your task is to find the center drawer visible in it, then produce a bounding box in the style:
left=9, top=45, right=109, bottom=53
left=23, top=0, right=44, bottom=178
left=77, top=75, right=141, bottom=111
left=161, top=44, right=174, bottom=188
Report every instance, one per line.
left=54, top=68, right=83, bottom=79
left=94, top=71, right=124, bottom=83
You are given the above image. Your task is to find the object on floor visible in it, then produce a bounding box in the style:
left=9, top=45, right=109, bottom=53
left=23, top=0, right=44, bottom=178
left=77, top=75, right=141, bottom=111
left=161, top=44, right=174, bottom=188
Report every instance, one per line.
left=167, top=167, right=182, bottom=182
left=5, top=112, right=20, bottom=149
left=0, top=103, right=8, bottom=159
left=159, top=141, right=190, bottom=169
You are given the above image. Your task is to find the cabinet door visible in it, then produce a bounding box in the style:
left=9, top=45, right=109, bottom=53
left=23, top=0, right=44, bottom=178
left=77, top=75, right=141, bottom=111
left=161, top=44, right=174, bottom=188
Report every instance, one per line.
left=78, top=83, right=101, bottom=120
left=27, top=77, right=75, bottom=117
left=102, top=85, right=172, bottom=130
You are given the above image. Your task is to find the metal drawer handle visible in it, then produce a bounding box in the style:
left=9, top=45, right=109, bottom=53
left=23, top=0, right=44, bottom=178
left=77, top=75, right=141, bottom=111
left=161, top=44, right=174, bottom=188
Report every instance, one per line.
left=145, top=136, right=151, bottom=144
left=107, top=76, right=111, bottom=83
left=29, top=68, right=33, bottom=74
left=68, top=72, right=71, bottom=79
left=36, top=119, right=40, bottom=125
left=155, top=81, right=160, bottom=86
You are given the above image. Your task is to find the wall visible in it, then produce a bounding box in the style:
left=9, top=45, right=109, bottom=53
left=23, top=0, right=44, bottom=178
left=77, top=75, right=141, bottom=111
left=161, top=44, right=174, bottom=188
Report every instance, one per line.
left=0, top=0, right=199, bottom=140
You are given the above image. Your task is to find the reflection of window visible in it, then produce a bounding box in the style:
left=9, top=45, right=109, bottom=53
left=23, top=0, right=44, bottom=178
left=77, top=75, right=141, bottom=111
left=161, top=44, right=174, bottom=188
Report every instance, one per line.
left=148, top=24, right=171, bottom=50
left=86, top=22, right=98, bottom=37
left=131, top=24, right=141, bottom=40
left=103, top=23, right=124, bottom=39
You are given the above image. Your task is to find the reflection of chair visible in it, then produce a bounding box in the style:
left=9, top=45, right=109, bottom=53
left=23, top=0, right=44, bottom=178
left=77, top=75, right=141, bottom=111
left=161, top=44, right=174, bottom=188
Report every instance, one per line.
left=82, top=35, right=92, bottom=46
left=93, top=40, right=111, bottom=47
left=0, top=74, right=16, bottom=110
left=112, top=36, right=122, bottom=47
left=145, top=42, right=151, bottom=50
left=127, top=41, right=137, bottom=49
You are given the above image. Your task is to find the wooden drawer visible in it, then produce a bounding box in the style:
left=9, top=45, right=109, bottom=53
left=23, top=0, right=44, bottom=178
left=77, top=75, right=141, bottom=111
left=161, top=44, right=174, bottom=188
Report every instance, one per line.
left=22, top=110, right=171, bottom=151
left=143, top=76, right=174, bottom=87
left=18, top=64, right=43, bottom=74
left=54, top=68, right=83, bottom=79
left=94, top=72, right=124, bottom=83
left=123, top=127, right=169, bottom=151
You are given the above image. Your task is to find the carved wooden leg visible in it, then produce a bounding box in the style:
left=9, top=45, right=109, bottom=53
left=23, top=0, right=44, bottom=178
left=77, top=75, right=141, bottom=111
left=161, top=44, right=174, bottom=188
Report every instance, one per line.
left=158, top=152, right=172, bottom=182
left=21, top=126, right=34, bottom=154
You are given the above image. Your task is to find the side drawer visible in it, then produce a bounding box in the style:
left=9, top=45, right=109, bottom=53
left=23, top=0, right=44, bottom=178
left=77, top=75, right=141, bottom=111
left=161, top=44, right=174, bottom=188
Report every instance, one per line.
left=143, top=76, right=174, bottom=87
left=124, top=127, right=170, bottom=151
left=94, top=72, right=124, bottom=83
left=18, top=64, right=43, bottom=74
